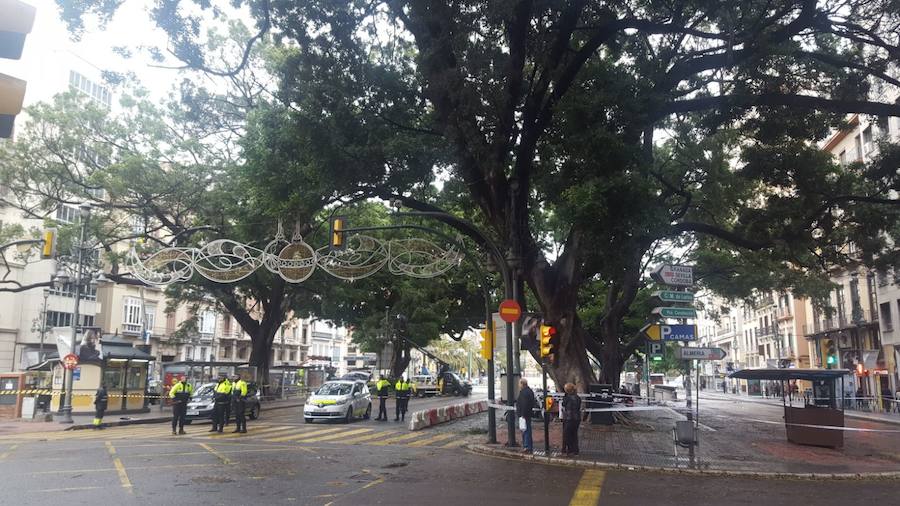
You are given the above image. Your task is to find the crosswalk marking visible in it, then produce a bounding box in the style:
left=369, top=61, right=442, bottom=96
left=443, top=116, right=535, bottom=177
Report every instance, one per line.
left=440, top=438, right=470, bottom=449
left=207, top=425, right=294, bottom=439
left=292, top=428, right=373, bottom=443
left=264, top=427, right=344, bottom=442
left=339, top=431, right=398, bottom=445
left=368, top=432, right=427, bottom=446
left=405, top=432, right=457, bottom=447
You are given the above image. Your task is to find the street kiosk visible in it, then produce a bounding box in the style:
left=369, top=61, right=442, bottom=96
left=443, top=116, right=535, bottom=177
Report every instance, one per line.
left=729, top=368, right=850, bottom=448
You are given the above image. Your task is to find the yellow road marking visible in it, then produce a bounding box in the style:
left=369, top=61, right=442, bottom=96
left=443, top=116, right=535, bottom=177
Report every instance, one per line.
left=405, top=432, right=457, bottom=447
left=24, top=462, right=221, bottom=476
left=265, top=427, right=345, bottom=442
left=198, top=443, right=233, bottom=465
left=205, top=425, right=290, bottom=439
left=339, top=431, right=398, bottom=445
left=569, top=469, right=605, bottom=506
left=293, top=428, right=373, bottom=443
left=105, top=441, right=133, bottom=492
left=440, top=438, right=470, bottom=449
left=0, top=444, right=18, bottom=460
left=368, top=432, right=427, bottom=446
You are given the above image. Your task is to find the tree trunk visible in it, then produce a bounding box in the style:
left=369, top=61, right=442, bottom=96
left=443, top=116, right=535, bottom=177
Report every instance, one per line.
left=391, top=339, right=411, bottom=379
left=598, top=317, right=624, bottom=388
left=528, top=305, right=596, bottom=393
left=249, top=322, right=280, bottom=395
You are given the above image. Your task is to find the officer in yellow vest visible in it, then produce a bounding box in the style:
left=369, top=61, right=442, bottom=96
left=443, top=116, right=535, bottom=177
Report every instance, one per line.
left=375, top=376, right=391, bottom=421
left=210, top=373, right=232, bottom=433
left=394, top=377, right=412, bottom=422
left=231, top=374, right=249, bottom=434
left=169, top=377, right=193, bottom=435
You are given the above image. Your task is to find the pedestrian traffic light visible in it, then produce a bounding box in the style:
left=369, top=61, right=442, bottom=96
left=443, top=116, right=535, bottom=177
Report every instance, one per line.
left=0, top=0, right=36, bottom=139
left=539, top=323, right=557, bottom=359
left=824, top=339, right=837, bottom=367
left=40, top=228, right=56, bottom=259
left=329, top=216, right=346, bottom=250
left=480, top=328, right=492, bottom=360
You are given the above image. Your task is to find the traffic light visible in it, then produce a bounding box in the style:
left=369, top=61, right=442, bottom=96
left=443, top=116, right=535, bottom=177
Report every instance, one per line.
left=539, top=323, right=557, bottom=359
left=0, top=0, right=36, bottom=139
left=40, top=228, right=56, bottom=259
left=479, top=328, right=493, bottom=360
left=824, top=339, right=837, bottom=367
left=329, top=216, right=346, bottom=250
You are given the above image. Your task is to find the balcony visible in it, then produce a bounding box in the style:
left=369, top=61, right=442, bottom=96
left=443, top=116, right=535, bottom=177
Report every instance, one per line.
left=775, top=306, right=793, bottom=320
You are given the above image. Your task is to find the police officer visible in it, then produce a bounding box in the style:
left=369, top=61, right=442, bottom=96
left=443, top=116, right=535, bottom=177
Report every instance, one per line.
left=93, top=383, right=108, bottom=430
left=210, top=373, right=232, bottom=433
left=375, top=376, right=390, bottom=421
left=231, top=374, right=249, bottom=434
left=169, top=376, right=193, bottom=435
left=394, top=376, right=412, bottom=422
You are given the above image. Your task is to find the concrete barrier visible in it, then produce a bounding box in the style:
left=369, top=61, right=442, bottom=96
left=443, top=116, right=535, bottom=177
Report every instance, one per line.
left=408, top=399, right=488, bottom=430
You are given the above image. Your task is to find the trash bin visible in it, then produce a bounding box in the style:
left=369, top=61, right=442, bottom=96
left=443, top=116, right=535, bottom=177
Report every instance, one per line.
left=588, top=384, right=614, bottom=425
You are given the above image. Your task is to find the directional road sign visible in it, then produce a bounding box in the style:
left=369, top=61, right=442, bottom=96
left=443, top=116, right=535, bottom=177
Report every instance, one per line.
left=652, top=290, right=695, bottom=303
left=643, top=324, right=697, bottom=342
left=675, top=347, right=727, bottom=361
left=651, top=307, right=698, bottom=319
left=651, top=264, right=693, bottom=287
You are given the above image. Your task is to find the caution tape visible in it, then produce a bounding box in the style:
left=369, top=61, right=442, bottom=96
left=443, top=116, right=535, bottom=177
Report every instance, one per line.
left=741, top=416, right=900, bottom=433
left=0, top=390, right=166, bottom=398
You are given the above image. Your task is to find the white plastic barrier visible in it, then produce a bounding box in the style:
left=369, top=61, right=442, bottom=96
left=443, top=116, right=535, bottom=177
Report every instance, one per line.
left=408, top=399, right=488, bottom=430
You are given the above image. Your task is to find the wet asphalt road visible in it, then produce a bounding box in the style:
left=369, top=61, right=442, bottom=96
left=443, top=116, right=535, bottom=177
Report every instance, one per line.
left=0, top=400, right=897, bottom=505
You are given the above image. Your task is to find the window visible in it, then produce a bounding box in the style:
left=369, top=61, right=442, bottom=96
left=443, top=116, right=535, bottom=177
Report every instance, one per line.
left=55, top=205, right=80, bottom=224
left=166, top=311, right=176, bottom=333
left=130, top=215, right=144, bottom=235
left=854, top=134, right=863, bottom=161
left=863, top=126, right=874, bottom=154
left=126, top=367, right=142, bottom=389
left=69, top=70, right=112, bottom=108
left=289, top=350, right=296, bottom=362
left=123, top=297, right=142, bottom=333
left=198, top=311, right=216, bottom=335
left=838, top=150, right=847, bottom=166
left=200, top=347, right=208, bottom=361
left=223, top=346, right=232, bottom=359
left=50, top=282, right=97, bottom=301
left=46, top=311, right=93, bottom=328
left=880, top=303, right=892, bottom=331
left=223, top=317, right=231, bottom=335
left=104, top=367, right=124, bottom=389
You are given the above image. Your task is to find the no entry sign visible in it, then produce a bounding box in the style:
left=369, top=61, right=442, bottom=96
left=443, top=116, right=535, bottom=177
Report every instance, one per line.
left=498, top=299, right=522, bottom=323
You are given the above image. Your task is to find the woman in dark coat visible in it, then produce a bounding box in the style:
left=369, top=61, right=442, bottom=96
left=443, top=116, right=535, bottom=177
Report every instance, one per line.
left=561, top=382, right=582, bottom=456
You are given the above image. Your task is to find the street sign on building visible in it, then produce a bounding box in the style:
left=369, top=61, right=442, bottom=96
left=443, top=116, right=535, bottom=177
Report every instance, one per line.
left=651, top=264, right=693, bottom=286
left=652, top=290, right=695, bottom=303
left=651, top=307, right=698, bottom=319
left=642, top=324, right=697, bottom=342
left=676, top=347, right=727, bottom=361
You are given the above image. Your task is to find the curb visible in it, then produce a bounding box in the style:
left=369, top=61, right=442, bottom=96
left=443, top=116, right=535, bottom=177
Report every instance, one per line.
left=465, top=444, right=900, bottom=481
left=66, top=401, right=306, bottom=430
left=844, top=411, right=900, bottom=427
left=703, top=393, right=900, bottom=427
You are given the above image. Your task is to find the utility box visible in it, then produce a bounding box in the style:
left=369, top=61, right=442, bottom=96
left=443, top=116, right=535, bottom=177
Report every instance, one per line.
left=588, top=384, right=614, bottom=425
left=499, top=372, right=521, bottom=404
left=20, top=397, right=36, bottom=419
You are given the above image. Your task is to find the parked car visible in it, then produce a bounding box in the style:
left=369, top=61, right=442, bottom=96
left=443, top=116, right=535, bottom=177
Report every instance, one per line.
left=184, top=382, right=261, bottom=423
left=340, top=371, right=372, bottom=383
left=147, top=379, right=161, bottom=405
left=304, top=380, right=371, bottom=423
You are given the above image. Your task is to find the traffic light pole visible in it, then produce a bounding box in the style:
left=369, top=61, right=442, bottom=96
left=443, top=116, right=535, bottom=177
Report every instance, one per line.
left=542, top=359, right=549, bottom=454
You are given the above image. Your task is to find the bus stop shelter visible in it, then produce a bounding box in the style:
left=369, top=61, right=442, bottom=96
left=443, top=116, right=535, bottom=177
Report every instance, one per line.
left=730, top=368, right=850, bottom=448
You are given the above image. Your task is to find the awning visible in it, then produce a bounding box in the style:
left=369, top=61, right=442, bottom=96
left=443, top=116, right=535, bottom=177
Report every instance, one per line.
left=729, top=368, right=850, bottom=381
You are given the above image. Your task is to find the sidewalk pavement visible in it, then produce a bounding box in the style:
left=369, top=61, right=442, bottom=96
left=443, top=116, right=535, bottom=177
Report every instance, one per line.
left=0, top=397, right=306, bottom=434
left=699, top=390, right=900, bottom=426
left=483, top=400, right=900, bottom=477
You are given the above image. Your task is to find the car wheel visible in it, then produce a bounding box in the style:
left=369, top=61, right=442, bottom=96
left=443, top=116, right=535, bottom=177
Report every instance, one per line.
left=345, top=407, right=353, bottom=423
left=363, top=403, right=371, bottom=420
left=249, top=405, right=259, bottom=420
left=304, top=417, right=312, bottom=424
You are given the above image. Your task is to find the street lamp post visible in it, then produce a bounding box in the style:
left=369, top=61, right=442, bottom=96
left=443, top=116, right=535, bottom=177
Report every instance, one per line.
left=59, top=203, right=91, bottom=424
left=39, top=287, right=50, bottom=362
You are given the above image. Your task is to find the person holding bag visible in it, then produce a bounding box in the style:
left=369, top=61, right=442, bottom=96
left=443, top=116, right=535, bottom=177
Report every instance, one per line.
left=515, top=378, right=536, bottom=453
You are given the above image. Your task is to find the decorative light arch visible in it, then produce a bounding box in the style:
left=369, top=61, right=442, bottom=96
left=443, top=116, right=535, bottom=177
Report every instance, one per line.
left=128, top=221, right=463, bottom=286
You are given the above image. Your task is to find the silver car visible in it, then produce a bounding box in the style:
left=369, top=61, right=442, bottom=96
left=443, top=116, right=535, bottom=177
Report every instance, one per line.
left=304, top=380, right=371, bottom=423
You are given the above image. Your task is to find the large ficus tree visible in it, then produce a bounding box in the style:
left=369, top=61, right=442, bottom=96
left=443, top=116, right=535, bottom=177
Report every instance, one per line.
left=60, top=1, right=900, bottom=389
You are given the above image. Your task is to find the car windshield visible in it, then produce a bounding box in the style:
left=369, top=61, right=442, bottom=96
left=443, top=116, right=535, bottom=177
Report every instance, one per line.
left=192, top=385, right=215, bottom=399
left=316, top=383, right=352, bottom=396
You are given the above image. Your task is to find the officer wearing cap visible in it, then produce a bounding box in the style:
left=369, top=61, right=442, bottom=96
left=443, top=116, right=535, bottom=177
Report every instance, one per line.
left=210, top=372, right=232, bottom=433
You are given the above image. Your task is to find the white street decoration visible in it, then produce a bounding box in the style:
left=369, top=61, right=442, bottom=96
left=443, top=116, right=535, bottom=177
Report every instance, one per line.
left=128, top=224, right=462, bottom=286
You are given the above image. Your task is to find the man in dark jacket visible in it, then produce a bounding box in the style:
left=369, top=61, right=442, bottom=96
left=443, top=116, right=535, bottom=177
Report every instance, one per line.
left=93, top=383, right=108, bottom=430
left=515, top=378, right=536, bottom=453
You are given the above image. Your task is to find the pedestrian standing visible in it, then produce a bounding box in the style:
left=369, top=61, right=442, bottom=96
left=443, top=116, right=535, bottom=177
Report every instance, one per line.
left=394, top=377, right=412, bottom=421
left=231, top=374, right=249, bottom=434
left=515, top=378, right=536, bottom=453
left=169, top=376, right=193, bottom=435
left=375, top=376, right=390, bottom=421
left=210, top=373, right=232, bottom=433
left=561, top=383, right=582, bottom=456
left=93, top=383, right=108, bottom=430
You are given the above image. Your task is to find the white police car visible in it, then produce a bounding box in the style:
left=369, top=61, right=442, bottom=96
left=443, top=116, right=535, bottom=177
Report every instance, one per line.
left=304, top=380, right=371, bottom=423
